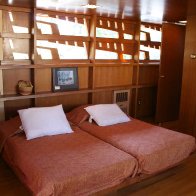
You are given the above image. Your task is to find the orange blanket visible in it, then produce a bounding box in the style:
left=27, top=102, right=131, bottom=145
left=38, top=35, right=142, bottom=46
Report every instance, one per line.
left=0, top=117, right=138, bottom=196
left=79, top=119, right=196, bottom=174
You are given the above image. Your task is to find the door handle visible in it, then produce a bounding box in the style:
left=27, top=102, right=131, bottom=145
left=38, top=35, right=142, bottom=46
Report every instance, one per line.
left=160, top=75, right=165, bottom=78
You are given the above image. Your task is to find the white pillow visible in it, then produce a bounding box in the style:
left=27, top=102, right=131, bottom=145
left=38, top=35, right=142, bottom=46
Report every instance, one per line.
left=85, top=104, right=130, bottom=126
left=18, top=105, right=73, bottom=140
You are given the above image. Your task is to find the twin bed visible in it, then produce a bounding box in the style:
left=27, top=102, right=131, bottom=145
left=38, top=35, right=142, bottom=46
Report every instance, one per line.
left=0, top=104, right=195, bottom=196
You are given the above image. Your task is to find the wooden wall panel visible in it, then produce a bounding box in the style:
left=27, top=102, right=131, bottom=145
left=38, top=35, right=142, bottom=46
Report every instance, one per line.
left=92, top=91, right=113, bottom=104
left=3, top=11, right=30, bottom=33
left=136, top=87, right=157, bottom=118
left=34, top=68, right=52, bottom=92
left=34, top=67, right=89, bottom=93
left=138, top=66, right=159, bottom=85
left=94, top=66, right=133, bottom=88
left=130, top=88, right=136, bottom=117
left=78, top=67, right=89, bottom=89
left=132, top=66, right=138, bottom=85
left=35, top=94, right=88, bottom=112
left=3, top=69, right=32, bottom=95
left=179, top=0, right=196, bottom=136
left=0, top=8, right=159, bottom=121
left=3, top=38, right=30, bottom=60
left=4, top=99, right=33, bottom=119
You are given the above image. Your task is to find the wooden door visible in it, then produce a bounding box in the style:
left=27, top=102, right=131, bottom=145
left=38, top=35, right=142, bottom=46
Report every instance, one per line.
left=155, top=23, right=185, bottom=123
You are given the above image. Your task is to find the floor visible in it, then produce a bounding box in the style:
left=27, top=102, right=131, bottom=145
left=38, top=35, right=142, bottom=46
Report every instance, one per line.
left=0, top=153, right=196, bottom=196
left=118, top=153, right=196, bottom=196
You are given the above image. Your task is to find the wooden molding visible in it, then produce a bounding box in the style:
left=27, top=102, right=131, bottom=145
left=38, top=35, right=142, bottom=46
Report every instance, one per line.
left=0, top=33, right=31, bottom=39
left=36, top=34, right=90, bottom=41
left=36, top=9, right=91, bottom=19
left=0, top=5, right=31, bottom=13
left=0, top=38, right=2, bottom=61
left=0, top=60, right=31, bottom=65
left=0, top=84, right=157, bottom=102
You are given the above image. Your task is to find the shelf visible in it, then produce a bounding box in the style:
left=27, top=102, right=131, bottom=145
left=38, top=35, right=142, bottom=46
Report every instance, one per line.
left=0, top=33, right=32, bottom=39
left=0, top=89, right=91, bottom=101
left=37, top=34, right=90, bottom=41
left=0, top=62, right=139, bottom=70
left=0, top=63, right=93, bottom=70
left=0, top=84, right=157, bottom=102
left=94, top=62, right=137, bottom=67
left=139, top=62, right=160, bottom=66
left=96, top=37, right=137, bottom=44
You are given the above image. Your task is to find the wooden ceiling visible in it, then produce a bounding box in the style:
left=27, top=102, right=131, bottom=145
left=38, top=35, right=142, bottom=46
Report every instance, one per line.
left=0, top=0, right=188, bottom=23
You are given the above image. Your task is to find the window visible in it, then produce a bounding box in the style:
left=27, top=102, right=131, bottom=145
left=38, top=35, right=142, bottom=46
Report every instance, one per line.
left=139, top=23, right=162, bottom=61
left=35, top=11, right=90, bottom=61
left=37, top=40, right=88, bottom=60
left=96, top=28, right=119, bottom=38
left=140, top=25, right=162, bottom=42
left=36, top=14, right=89, bottom=36
left=7, top=11, right=30, bottom=34
left=95, top=18, right=137, bottom=61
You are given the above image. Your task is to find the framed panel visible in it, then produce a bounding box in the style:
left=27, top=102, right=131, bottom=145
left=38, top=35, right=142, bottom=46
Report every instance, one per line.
left=52, top=67, right=79, bottom=92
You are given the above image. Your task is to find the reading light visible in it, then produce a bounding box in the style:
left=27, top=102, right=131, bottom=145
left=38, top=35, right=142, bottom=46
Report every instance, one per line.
left=82, top=4, right=100, bottom=9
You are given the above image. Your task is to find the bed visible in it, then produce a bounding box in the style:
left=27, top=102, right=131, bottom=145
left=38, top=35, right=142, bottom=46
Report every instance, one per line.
left=0, top=117, right=138, bottom=196
left=67, top=105, right=196, bottom=175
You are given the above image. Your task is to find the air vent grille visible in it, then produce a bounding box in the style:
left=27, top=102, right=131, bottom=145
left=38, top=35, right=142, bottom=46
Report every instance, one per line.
left=113, top=90, right=130, bottom=115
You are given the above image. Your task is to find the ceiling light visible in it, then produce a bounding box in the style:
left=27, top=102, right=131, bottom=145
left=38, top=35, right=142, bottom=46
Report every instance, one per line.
left=82, top=4, right=100, bottom=9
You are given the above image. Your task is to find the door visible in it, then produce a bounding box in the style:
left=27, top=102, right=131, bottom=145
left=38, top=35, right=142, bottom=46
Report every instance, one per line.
left=155, top=23, right=186, bottom=122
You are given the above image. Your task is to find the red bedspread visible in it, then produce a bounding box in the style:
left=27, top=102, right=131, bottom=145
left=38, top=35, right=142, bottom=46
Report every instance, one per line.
left=0, top=117, right=138, bottom=196
left=79, top=119, right=196, bottom=174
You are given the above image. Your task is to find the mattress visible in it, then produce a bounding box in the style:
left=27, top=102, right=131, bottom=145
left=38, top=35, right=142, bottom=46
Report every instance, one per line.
left=79, top=119, right=196, bottom=174
left=0, top=117, right=138, bottom=196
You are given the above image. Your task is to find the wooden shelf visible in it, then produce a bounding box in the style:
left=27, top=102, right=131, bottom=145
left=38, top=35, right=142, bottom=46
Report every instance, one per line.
left=96, top=37, right=137, bottom=44
left=0, top=62, right=139, bottom=69
left=0, top=84, right=157, bottom=102
left=94, top=62, right=138, bottom=67
left=0, top=63, right=93, bottom=70
left=37, top=34, right=90, bottom=41
left=139, top=62, right=160, bottom=66
left=0, top=33, right=32, bottom=39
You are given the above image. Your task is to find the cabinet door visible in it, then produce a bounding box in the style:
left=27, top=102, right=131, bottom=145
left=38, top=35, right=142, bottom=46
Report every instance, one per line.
left=156, top=23, right=185, bottom=123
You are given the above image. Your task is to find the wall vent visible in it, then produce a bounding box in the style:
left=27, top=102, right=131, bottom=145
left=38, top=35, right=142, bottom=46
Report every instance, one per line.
left=113, top=90, right=130, bottom=115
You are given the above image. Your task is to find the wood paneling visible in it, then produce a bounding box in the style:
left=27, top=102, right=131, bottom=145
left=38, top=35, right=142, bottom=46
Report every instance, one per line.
left=34, top=68, right=51, bottom=92
left=1, top=10, right=31, bottom=63
left=137, top=87, right=157, bottom=118
left=0, top=8, right=159, bottom=120
left=0, top=0, right=188, bottom=23
left=179, top=0, right=196, bottom=136
left=34, top=67, right=89, bottom=93
left=94, top=66, right=133, bottom=88
left=3, top=38, right=30, bottom=60
left=138, top=66, right=159, bottom=85
left=4, top=99, right=33, bottom=119
left=3, top=11, right=30, bottom=33
left=78, top=67, right=89, bottom=89
left=92, top=91, right=113, bottom=104
left=35, top=94, right=88, bottom=112
left=3, top=69, right=32, bottom=95
left=132, top=66, right=138, bottom=85
left=130, top=88, right=136, bottom=117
